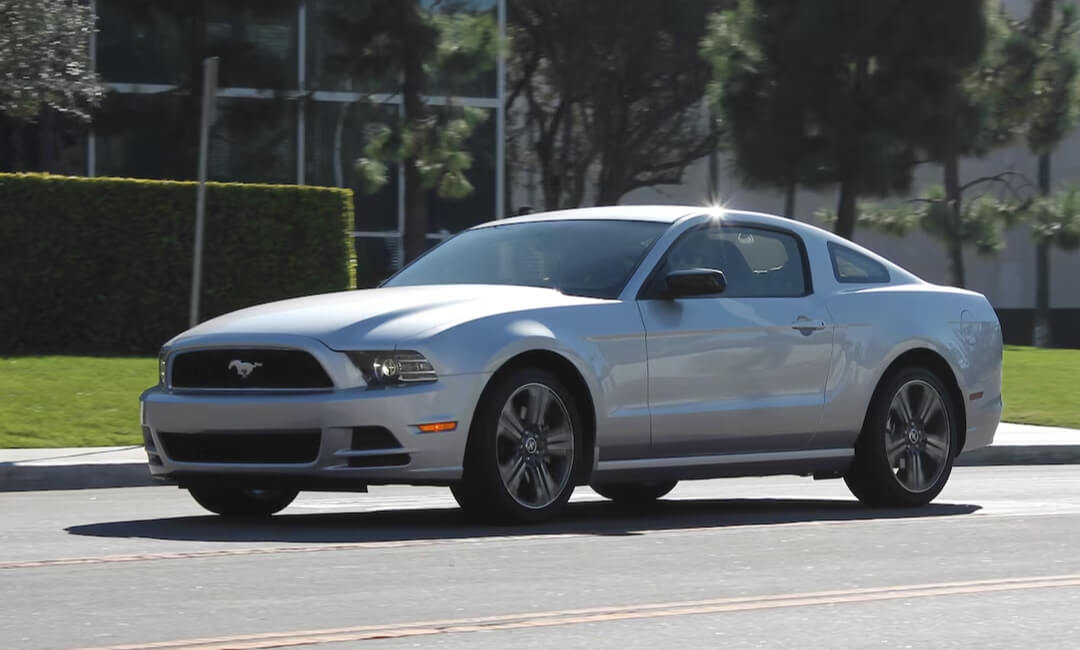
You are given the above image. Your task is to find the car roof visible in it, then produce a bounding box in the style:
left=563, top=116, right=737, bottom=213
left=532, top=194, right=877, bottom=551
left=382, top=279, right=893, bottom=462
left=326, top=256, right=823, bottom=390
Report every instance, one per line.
left=471, top=205, right=704, bottom=227
left=472, top=205, right=829, bottom=231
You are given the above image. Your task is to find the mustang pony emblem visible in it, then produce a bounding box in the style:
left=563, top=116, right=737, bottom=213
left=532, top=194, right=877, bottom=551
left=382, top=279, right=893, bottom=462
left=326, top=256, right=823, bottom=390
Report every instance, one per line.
left=227, top=360, right=263, bottom=379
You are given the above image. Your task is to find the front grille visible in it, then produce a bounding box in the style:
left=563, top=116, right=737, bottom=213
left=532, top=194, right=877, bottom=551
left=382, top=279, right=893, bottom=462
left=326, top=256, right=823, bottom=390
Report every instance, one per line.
left=170, top=348, right=333, bottom=390
left=159, top=431, right=321, bottom=464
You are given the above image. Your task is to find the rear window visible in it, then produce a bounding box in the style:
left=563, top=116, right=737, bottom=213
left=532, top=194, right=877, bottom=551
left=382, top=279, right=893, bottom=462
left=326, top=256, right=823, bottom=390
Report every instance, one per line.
left=829, top=243, right=890, bottom=283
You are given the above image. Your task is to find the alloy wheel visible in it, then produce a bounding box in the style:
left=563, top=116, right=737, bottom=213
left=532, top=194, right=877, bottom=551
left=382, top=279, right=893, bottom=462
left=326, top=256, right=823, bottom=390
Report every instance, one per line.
left=495, top=383, right=575, bottom=510
left=885, top=379, right=952, bottom=493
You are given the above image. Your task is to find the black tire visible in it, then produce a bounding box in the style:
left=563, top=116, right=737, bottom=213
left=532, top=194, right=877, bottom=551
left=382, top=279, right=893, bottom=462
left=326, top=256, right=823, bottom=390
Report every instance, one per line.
left=452, top=367, right=584, bottom=524
left=844, top=366, right=959, bottom=507
left=187, top=485, right=299, bottom=517
left=592, top=481, right=678, bottom=504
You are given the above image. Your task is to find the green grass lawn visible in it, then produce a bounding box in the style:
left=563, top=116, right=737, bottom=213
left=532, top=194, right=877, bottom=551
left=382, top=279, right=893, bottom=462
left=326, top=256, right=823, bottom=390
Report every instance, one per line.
left=0, top=356, right=155, bottom=448
left=1001, top=345, right=1080, bottom=429
left=1, top=347, right=1077, bottom=448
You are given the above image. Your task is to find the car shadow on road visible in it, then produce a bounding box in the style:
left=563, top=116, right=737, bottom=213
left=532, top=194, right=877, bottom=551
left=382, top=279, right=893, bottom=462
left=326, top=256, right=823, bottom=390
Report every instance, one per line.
left=65, top=497, right=982, bottom=544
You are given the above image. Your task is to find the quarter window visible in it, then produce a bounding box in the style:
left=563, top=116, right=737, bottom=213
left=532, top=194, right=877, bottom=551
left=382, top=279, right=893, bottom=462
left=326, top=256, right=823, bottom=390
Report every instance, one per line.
left=651, top=225, right=809, bottom=298
left=829, top=243, right=890, bottom=283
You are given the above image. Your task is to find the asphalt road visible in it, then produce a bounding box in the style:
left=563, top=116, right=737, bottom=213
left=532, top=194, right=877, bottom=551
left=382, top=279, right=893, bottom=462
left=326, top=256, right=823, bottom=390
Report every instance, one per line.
left=3, top=466, right=1080, bottom=649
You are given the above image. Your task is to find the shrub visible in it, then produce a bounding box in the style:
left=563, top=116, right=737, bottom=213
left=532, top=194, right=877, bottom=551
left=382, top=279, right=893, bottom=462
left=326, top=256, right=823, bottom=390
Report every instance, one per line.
left=0, top=173, right=355, bottom=354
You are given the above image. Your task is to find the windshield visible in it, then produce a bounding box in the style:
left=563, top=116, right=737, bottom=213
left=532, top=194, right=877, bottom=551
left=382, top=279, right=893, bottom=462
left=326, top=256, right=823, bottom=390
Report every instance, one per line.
left=384, top=220, right=668, bottom=299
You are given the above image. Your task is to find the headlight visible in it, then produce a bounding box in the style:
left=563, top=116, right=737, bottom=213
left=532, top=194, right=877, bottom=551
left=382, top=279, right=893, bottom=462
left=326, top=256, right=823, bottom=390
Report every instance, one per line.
left=347, top=351, right=437, bottom=386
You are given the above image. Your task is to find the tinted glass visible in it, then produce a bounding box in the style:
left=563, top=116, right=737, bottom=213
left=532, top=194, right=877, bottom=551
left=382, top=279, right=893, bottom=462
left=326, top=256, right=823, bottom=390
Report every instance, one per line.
left=98, top=1, right=298, bottom=88
left=97, top=2, right=190, bottom=85
left=95, top=93, right=192, bottom=179
left=654, top=225, right=807, bottom=298
left=829, top=243, right=890, bottom=283
left=305, top=101, right=398, bottom=231
left=385, top=220, right=667, bottom=299
left=427, top=107, right=496, bottom=233
left=211, top=98, right=298, bottom=184
left=94, top=94, right=297, bottom=183
left=306, top=0, right=496, bottom=97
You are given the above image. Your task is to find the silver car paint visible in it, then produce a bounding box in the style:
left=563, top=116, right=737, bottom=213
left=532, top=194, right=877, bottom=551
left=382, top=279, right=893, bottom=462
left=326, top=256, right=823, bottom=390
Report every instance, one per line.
left=638, top=293, right=834, bottom=456
left=140, top=206, right=1002, bottom=486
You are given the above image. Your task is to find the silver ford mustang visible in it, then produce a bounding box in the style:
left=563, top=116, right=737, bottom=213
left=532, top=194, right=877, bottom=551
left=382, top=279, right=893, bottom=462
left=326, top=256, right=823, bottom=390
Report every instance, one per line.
left=140, top=206, right=1003, bottom=523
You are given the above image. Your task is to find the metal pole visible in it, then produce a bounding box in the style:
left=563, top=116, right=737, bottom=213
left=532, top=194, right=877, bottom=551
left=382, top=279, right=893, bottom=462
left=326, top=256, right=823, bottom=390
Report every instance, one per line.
left=495, top=0, right=507, bottom=219
left=297, top=0, right=307, bottom=185
left=190, top=56, right=219, bottom=328
left=87, top=0, right=98, bottom=177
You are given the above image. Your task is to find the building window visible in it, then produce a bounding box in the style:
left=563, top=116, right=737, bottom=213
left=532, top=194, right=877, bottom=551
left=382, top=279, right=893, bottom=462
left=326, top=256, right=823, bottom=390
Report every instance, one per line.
left=90, top=0, right=504, bottom=286
left=304, top=101, right=399, bottom=232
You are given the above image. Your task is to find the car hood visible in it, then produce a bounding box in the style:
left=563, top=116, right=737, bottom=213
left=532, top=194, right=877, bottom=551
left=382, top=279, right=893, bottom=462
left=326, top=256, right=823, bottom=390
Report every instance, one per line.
left=170, top=284, right=606, bottom=350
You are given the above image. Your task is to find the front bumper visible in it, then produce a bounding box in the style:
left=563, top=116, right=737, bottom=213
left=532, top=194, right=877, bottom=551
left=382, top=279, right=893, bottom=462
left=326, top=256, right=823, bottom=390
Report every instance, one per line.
left=139, top=372, right=489, bottom=486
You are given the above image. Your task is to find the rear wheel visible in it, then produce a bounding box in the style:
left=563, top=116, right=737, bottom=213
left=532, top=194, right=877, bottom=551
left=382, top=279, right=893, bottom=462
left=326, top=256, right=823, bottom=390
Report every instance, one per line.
left=452, top=368, right=583, bottom=523
left=592, top=481, right=677, bottom=504
left=845, top=367, right=958, bottom=507
left=187, top=485, right=298, bottom=517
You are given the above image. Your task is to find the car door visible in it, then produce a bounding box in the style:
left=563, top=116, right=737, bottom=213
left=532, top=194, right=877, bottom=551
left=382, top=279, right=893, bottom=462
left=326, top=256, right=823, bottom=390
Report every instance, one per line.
left=637, top=222, right=833, bottom=456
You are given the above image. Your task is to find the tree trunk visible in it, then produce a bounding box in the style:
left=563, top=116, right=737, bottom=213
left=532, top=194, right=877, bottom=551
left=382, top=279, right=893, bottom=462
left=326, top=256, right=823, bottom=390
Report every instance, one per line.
left=783, top=181, right=797, bottom=219
left=943, top=154, right=965, bottom=288
left=833, top=56, right=867, bottom=240
left=834, top=179, right=857, bottom=240
left=401, top=33, right=429, bottom=265
left=1033, top=153, right=1052, bottom=348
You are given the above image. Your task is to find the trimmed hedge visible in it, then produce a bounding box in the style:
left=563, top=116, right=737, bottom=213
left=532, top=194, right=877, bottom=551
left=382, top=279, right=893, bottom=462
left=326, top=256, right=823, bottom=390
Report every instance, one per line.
left=0, top=173, right=355, bottom=354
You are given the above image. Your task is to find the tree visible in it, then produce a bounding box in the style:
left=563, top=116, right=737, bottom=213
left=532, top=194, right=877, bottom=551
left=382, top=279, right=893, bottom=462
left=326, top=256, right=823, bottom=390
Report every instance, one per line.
left=508, top=0, right=721, bottom=210
left=324, top=0, right=497, bottom=263
left=0, top=0, right=104, bottom=169
left=0, top=0, right=103, bottom=121
left=847, top=4, right=1037, bottom=288
left=848, top=181, right=1028, bottom=288
left=1004, top=0, right=1080, bottom=347
left=1029, top=186, right=1080, bottom=255
left=701, top=0, right=986, bottom=238
left=701, top=2, right=820, bottom=218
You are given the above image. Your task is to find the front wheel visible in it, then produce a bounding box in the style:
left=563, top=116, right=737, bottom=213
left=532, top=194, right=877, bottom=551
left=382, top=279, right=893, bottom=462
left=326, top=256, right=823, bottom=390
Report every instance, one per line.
left=845, top=367, right=958, bottom=507
left=453, top=368, right=583, bottom=523
left=187, top=485, right=299, bottom=517
left=592, top=481, right=677, bottom=504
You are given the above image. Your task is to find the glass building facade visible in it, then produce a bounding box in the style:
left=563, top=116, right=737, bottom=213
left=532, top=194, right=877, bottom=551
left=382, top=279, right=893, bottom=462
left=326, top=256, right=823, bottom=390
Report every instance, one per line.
left=87, top=0, right=505, bottom=285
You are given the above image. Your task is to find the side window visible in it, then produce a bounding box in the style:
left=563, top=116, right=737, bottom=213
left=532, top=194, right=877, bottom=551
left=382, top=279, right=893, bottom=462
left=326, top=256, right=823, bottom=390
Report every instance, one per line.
left=829, top=243, right=890, bottom=283
left=654, top=225, right=808, bottom=298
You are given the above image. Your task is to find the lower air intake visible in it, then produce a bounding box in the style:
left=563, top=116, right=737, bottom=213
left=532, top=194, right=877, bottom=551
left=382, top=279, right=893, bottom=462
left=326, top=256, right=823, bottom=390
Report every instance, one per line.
left=159, top=431, right=321, bottom=464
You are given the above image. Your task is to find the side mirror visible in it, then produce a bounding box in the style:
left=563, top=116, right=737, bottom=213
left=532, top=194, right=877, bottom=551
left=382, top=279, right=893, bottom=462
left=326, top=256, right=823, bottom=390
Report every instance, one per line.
left=663, top=268, right=727, bottom=299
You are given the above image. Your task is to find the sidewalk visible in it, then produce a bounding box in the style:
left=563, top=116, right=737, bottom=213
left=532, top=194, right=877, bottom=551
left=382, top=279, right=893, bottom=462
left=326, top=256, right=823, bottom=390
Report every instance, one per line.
left=1, top=422, right=1077, bottom=492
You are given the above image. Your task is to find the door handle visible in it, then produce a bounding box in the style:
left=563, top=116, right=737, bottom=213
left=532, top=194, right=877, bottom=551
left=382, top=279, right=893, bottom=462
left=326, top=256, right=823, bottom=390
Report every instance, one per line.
left=791, top=317, right=827, bottom=333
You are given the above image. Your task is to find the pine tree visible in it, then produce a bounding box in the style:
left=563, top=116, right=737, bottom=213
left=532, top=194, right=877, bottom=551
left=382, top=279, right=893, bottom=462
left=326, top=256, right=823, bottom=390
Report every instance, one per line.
left=702, top=0, right=986, bottom=238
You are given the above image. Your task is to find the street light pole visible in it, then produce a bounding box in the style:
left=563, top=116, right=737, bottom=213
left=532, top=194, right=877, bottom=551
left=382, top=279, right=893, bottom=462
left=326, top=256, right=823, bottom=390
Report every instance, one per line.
left=189, top=56, right=219, bottom=328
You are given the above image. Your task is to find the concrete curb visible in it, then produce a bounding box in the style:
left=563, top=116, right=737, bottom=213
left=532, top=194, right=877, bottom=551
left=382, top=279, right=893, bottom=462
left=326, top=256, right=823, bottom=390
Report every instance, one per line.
left=0, top=462, right=155, bottom=492
left=956, top=445, right=1080, bottom=466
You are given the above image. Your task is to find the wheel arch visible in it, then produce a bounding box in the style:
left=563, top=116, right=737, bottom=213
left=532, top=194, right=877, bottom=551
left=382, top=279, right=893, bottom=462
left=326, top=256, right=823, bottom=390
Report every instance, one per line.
left=862, top=348, right=968, bottom=453
left=468, top=349, right=598, bottom=483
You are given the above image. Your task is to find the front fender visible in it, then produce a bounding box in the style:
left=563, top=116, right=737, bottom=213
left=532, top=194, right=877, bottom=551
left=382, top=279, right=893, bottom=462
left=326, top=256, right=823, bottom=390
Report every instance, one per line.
left=401, top=301, right=652, bottom=458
